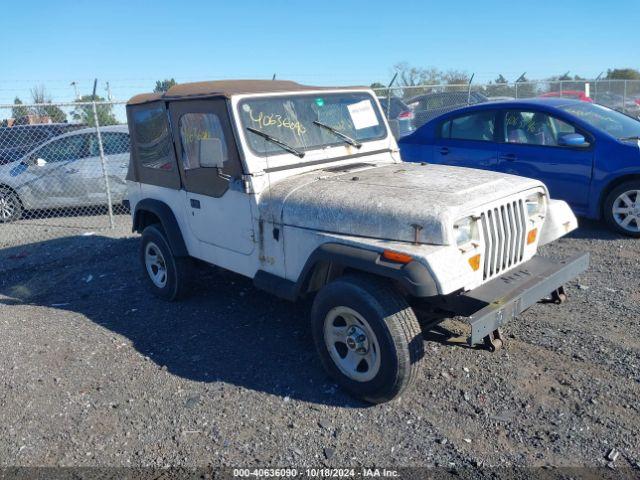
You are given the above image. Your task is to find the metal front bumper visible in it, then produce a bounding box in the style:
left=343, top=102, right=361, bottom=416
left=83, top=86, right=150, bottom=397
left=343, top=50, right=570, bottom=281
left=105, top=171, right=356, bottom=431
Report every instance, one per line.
left=446, top=253, right=590, bottom=345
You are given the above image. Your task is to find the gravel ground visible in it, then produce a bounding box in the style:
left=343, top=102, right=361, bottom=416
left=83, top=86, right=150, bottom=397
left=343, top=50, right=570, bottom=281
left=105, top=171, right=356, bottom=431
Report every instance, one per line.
left=0, top=218, right=638, bottom=472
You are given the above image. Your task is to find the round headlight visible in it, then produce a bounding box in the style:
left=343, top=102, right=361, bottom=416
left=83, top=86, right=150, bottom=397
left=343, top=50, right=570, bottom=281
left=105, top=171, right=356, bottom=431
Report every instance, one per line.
left=525, top=193, right=545, bottom=217
left=454, top=217, right=476, bottom=246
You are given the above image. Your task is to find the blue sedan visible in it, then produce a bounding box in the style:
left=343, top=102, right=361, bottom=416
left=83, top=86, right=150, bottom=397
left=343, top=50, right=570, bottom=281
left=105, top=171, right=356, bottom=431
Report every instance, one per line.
left=399, top=98, right=640, bottom=236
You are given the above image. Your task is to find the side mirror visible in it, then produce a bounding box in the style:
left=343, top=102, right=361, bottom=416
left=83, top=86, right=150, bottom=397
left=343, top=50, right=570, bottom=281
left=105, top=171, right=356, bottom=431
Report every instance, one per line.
left=558, top=133, right=587, bottom=147
left=198, top=138, right=225, bottom=169
left=24, top=156, right=47, bottom=166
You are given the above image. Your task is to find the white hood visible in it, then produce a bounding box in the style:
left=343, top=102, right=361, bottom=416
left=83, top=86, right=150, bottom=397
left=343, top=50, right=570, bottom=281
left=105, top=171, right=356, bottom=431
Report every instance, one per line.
left=259, top=162, right=544, bottom=245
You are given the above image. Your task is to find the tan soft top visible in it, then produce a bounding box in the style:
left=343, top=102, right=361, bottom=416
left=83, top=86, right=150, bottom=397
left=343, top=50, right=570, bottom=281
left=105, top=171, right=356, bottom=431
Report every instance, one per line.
left=127, top=79, right=357, bottom=105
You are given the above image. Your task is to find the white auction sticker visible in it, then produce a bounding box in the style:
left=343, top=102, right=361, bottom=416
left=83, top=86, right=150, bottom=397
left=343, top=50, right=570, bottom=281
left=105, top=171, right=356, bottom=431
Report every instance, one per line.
left=347, top=100, right=379, bottom=130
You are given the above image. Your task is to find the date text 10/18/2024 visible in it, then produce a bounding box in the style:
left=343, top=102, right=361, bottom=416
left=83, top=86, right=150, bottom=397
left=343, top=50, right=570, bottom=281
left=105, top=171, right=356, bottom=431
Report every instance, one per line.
left=233, top=468, right=399, bottom=478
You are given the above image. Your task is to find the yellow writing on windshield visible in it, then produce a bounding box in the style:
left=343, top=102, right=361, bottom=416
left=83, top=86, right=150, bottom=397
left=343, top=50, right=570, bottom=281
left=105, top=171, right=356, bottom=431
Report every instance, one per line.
left=249, top=110, right=306, bottom=136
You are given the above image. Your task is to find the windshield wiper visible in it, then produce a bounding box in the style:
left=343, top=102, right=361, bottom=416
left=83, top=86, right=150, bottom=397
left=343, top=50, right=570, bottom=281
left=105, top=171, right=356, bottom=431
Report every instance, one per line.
left=619, top=136, right=640, bottom=141
left=246, top=127, right=305, bottom=158
left=313, top=121, right=362, bottom=149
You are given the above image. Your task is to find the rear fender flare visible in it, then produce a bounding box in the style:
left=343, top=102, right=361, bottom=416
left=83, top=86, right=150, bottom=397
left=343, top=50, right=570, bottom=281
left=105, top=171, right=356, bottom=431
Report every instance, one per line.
left=132, top=199, right=189, bottom=257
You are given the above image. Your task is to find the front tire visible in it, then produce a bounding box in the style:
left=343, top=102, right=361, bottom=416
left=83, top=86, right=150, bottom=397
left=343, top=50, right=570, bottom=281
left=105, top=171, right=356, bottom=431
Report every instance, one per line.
left=604, top=181, right=640, bottom=237
left=0, top=187, right=22, bottom=223
left=140, top=224, right=192, bottom=301
left=311, top=275, right=424, bottom=404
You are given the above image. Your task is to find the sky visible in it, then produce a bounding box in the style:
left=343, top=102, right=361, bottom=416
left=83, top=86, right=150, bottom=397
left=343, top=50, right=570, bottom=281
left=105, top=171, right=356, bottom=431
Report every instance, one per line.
left=1, top=0, right=639, bottom=105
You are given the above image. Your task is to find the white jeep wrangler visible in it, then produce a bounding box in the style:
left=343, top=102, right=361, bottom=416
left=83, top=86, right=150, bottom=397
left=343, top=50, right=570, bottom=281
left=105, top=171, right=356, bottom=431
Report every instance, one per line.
left=125, top=80, right=588, bottom=403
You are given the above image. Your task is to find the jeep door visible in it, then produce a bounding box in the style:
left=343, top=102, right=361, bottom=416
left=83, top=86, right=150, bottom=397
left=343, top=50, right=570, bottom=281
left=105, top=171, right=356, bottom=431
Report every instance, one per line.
left=432, top=110, right=499, bottom=169
left=169, top=99, right=254, bottom=256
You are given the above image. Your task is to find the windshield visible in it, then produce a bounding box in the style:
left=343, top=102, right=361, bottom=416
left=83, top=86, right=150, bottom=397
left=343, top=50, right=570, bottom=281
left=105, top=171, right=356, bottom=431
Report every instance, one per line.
left=238, top=92, right=386, bottom=156
left=559, top=102, right=640, bottom=139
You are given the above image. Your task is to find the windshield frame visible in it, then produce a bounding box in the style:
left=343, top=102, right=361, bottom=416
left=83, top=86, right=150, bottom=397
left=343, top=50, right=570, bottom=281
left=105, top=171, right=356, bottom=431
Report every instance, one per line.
left=235, top=90, right=388, bottom=159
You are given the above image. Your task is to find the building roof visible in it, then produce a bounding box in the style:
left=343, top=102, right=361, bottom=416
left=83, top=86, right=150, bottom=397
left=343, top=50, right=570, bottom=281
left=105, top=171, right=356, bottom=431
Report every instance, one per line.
left=127, top=79, right=347, bottom=105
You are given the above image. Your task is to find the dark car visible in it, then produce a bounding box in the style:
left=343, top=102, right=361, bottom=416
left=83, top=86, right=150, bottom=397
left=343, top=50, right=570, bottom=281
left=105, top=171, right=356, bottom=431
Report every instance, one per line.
left=406, top=91, right=488, bottom=129
left=0, top=123, right=86, bottom=165
left=399, top=98, right=640, bottom=236
left=377, top=96, right=415, bottom=138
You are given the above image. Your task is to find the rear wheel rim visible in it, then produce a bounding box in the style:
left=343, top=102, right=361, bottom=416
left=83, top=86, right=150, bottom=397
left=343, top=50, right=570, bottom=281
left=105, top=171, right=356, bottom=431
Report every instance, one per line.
left=612, top=189, right=640, bottom=233
left=323, top=306, right=381, bottom=383
left=145, top=241, right=168, bottom=288
left=0, top=193, right=16, bottom=220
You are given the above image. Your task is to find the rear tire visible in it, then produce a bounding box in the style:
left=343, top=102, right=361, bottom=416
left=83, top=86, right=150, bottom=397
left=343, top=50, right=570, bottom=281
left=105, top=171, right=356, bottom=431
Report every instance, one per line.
left=0, top=187, right=22, bottom=223
left=603, top=181, right=640, bottom=237
left=140, top=224, right=192, bottom=301
left=311, top=274, right=424, bottom=404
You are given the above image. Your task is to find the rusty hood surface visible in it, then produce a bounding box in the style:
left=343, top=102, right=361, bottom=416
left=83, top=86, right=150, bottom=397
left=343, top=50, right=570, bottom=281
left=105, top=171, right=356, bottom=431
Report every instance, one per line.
left=259, top=162, right=543, bottom=246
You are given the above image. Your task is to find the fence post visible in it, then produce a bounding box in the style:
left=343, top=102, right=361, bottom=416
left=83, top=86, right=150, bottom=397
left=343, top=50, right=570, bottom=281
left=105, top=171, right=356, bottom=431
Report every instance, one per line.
left=623, top=80, right=627, bottom=114
left=91, top=79, right=115, bottom=229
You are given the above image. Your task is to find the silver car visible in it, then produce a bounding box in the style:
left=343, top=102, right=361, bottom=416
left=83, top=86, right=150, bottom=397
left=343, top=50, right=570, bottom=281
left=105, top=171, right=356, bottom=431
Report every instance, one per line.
left=0, top=125, right=130, bottom=222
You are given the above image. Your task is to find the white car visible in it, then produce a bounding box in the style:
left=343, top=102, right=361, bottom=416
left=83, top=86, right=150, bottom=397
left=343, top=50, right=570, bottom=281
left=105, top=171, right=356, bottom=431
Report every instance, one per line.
left=125, top=80, right=589, bottom=403
left=0, top=125, right=130, bottom=222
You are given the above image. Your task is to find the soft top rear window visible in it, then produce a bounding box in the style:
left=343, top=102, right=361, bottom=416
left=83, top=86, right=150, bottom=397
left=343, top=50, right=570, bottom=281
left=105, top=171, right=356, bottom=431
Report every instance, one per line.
left=238, top=92, right=386, bottom=156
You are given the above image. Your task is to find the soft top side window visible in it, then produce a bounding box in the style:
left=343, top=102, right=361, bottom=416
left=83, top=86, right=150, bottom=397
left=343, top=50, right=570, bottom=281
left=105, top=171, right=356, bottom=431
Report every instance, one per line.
left=126, top=101, right=180, bottom=189
left=133, top=105, right=174, bottom=170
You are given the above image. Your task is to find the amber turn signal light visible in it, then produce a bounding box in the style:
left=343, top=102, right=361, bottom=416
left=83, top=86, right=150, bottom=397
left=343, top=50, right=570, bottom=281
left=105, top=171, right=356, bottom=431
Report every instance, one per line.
left=382, top=250, right=413, bottom=264
left=527, top=228, right=538, bottom=245
left=468, top=254, right=481, bottom=271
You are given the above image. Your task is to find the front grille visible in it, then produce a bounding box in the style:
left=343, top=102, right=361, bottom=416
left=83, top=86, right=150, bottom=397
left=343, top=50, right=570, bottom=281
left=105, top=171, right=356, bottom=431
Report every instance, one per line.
left=480, top=199, right=527, bottom=279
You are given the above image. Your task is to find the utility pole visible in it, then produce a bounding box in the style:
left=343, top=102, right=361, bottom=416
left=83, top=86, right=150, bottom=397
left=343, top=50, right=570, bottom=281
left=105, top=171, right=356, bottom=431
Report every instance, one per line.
left=105, top=81, right=112, bottom=101
left=70, top=81, right=79, bottom=100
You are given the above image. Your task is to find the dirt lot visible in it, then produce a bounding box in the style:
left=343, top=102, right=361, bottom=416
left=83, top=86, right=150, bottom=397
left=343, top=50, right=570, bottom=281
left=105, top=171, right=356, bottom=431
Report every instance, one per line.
left=0, top=218, right=638, bottom=471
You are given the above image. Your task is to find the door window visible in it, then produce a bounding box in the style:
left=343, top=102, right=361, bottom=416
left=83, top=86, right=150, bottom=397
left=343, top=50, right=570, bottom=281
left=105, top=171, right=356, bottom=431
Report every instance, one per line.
left=35, top=135, right=87, bottom=163
left=88, top=132, right=130, bottom=157
left=179, top=113, right=229, bottom=170
left=504, top=111, right=581, bottom=146
left=441, top=112, right=495, bottom=141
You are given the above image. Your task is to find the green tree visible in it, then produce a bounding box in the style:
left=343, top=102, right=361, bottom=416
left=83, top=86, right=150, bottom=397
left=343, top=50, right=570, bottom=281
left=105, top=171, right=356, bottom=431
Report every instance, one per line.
left=11, top=97, right=30, bottom=119
left=154, top=78, right=177, bottom=93
left=71, top=94, right=117, bottom=127
left=494, top=74, right=508, bottom=84
left=605, top=68, right=640, bottom=80
left=30, top=85, right=67, bottom=123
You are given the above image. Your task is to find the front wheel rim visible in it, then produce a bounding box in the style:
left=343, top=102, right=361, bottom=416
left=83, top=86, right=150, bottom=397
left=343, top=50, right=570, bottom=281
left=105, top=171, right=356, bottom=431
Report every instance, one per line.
left=0, top=194, right=16, bottom=220
left=323, top=306, right=381, bottom=383
left=612, top=189, right=640, bottom=233
left=145, top=242, right=168, bottom=288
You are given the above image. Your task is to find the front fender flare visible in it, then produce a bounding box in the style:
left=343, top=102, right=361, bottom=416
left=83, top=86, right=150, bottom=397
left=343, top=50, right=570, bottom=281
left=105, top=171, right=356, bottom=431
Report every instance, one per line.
left=253, top=242, right=439, bottom=301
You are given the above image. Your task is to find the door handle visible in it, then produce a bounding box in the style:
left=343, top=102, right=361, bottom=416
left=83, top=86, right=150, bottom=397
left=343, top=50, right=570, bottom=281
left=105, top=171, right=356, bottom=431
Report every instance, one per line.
left=499, top=153, right=517, bottom=161
left=439, top=147, right=449, bottom=155
left=190, top=198, right=201, bottom=209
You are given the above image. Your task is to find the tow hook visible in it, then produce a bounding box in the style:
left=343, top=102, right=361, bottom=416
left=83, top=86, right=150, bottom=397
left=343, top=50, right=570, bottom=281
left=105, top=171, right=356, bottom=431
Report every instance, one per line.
left=551, top=286, right=567, bottom=304
left=483, top=328, right=504, bottom=352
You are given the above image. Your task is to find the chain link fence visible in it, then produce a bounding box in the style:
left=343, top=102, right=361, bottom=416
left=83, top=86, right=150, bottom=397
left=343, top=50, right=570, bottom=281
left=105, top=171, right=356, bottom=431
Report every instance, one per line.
left=1, top=79, right=639, bottom=249
left=374, top=79, right=640, bottom=131
left=0, top=101, right=130, bottom=249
